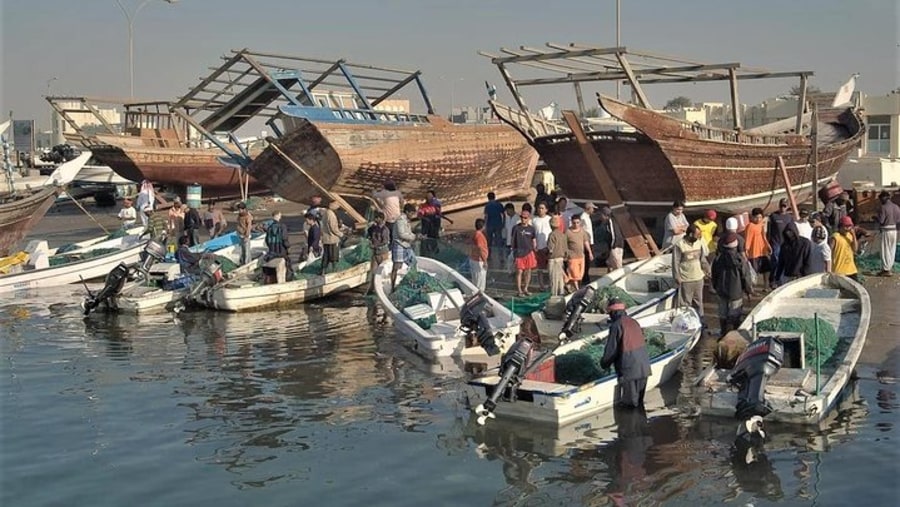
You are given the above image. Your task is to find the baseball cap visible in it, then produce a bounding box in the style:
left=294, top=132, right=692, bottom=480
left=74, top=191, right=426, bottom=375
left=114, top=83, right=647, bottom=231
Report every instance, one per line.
left=839, top=216, right=854, bottom=227
left=705, top=209, right=717, bottom=220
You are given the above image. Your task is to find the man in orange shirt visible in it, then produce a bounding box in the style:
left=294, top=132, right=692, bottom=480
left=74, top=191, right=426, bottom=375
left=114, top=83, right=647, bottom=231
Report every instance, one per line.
left=469, top=218, right=489, bottom=291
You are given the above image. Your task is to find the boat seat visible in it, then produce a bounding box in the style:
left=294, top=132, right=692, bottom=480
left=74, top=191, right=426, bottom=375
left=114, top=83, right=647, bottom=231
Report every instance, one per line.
left=429, top=321, right=460, bottom=336
left=427, top=288, right=465, bottom=312
left=403, top=303, right=435, bottom=321
left=769, top=367, right=813, bottom=389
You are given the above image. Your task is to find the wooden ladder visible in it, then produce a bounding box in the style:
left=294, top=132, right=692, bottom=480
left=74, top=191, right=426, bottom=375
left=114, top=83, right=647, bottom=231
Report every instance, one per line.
left=561, top=111, right=658, bottom=259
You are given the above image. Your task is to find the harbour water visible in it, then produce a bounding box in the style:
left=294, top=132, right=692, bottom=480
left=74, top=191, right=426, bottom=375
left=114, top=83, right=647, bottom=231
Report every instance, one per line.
left=1, top=283, right=897, bottom=506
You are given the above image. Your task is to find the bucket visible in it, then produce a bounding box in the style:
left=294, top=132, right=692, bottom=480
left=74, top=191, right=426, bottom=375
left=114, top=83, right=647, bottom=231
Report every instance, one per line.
left=818, top=180, right=843, bottom=204
left=187, top=184, right=202, bottom=209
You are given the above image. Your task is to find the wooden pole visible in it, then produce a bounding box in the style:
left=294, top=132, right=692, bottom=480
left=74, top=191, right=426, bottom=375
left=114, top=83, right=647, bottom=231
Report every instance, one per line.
left=777, top=156, right=800, bottom=220
left=65, top=194, right=110, bottom=234
left=811, top=103, right=819, bottom=212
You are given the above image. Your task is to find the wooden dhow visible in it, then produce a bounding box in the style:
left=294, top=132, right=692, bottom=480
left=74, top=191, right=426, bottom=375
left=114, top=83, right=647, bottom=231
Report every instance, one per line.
left=482, top=44, right=865, bottom=216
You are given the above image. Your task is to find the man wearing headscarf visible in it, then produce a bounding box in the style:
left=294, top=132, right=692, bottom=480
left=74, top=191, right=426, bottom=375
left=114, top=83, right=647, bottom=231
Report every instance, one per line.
left=600, top=298, right=652, bottom=409
left=135, top=180, right=155, bottom=227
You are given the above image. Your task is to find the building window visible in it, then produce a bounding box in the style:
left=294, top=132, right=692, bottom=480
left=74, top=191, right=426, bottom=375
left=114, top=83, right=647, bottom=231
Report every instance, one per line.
left=867, top=115, right=891, bottom=154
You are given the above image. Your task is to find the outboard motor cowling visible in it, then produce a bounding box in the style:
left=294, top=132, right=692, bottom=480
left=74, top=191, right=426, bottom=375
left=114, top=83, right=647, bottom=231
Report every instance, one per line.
left=459, top=292, right=502, bottom=356
left=728, top=336, right=784, bottom=421
left=81, top=262, right=131, bottom=315
left=559, top=285, right=596, bottom=340
left=474, top=336, right=535, bottom=425
left=136, top=240, right=167, bottom=279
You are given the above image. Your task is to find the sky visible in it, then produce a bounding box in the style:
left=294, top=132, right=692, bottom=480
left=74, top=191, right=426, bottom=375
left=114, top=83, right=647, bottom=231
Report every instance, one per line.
left=1, top=0, right=897, bottom=134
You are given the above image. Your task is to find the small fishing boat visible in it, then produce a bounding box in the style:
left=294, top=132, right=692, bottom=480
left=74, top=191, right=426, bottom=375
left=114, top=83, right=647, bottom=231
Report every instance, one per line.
left=532, top=253, right=677, bottom=341
left=468, top=307, right=702, bottom=426
left=0, top=228, right=147, bottom=294
left=373, top=256, right=521, bottom=359
left=196, top=244, right=370, bottom=312
left=109, top=234, right=268, bottom=314
left=692, top=273, right=870, bottom=425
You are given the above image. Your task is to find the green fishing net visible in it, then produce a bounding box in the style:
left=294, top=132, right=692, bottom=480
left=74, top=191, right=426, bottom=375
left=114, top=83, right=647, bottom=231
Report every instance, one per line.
left=48, top=248, right=121, bottom=266
left=756, top=316, right=840, bottom=367
left=418, top=239, right=471, bottom=276
left=503, top=292, right=551, bottom=316
left=554, top=329, right=670, bottom=385
left=213, top=256, right=240, bottom=274
left=387, top=266, right=458, bottom=329
left=295, top=239, right=373, bottom=278
left=856, top=243, right=900, bottom=274
left=587, top=285, right=640, bottom=313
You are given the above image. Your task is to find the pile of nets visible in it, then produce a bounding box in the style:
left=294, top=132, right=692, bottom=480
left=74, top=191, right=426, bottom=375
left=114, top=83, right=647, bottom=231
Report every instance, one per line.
left=554, top=329, right=670, bottom=385
left=295, top=240, right=373, bottom=278
left=856, top=243, right=900, bottom=274
left=504, top=292, right=551, bottom=316
left=54, top=228, right=130, bottom=255
left=49, top=248, right=121, bottom=267
left=756, top=316, right=840, bottom=367
left=418, top=239, right=470, bottom=276
left=587, top=285, right=640, bottom=313
left=387, top=266, right=458, bottom=329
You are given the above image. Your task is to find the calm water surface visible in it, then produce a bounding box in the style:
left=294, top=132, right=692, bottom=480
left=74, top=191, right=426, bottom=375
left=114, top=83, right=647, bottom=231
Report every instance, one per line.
left=1, top=287, right=896, bottom=506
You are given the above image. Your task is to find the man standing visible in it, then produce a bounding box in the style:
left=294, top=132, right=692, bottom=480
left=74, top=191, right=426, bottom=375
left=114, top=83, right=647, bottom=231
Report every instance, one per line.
left=374, top=180, right=403, bottom=237
left=117, top=197, right=137, bottom=229
left=596, top=206, right=624, bottom=272
left=204, top=202, right=227, bottom=239
left=830, top=216, right=859, bottom=281
left=533, top=183, right=553, bottom=211
left=183, top=203, right=202, bottom=247
left=673, top=223, right=710, bottom=321
left=390, top=204, right=419, bottom=292
left=711, top=233, right=753, bottom=337
left=600, top=298, right=652, bottom=409
left=693, top=209, right=718, bottom=260
left=236, top=202, right=253, bottom=265
left=417, top=189, right=442, bottom=257
left=780, top=223, right=813, bottom=281
left=822, top=192, right=851, bottom=232
left=511, top=209, right=537, bottom=296
left=141, top=205, right=168, bottom=244
left=167, top=197, right=185, bottom=249
left=564, top=215, right=593, bottom=292
left=580, top=202, right=597, bottom=284
left=876, top=190, right=900, bottom=276
left=135, top=180, right=155, bottom=227
left=468, top=218, right=489, bottom=292
left=809, top=225, right=832, bottom=274
left=320, top=201, right=344, bottom=275
left=662, top=201, right=688, bottom=248
left=766, top=198, right=793, bottom=288
left=546, top=216, right=567, bottom=296
left=483, top=192, right=505, bottom=267
left=531, top=202, right=552, bottom=290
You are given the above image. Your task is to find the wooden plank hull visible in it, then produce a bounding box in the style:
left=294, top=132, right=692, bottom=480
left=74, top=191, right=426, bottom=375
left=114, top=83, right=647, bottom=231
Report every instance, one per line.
left=90, top=140, right=267, bottom=199
left=249, top=115, right=539, bottom=212
left=497, top=97, right=863, bottom=216
left=0, top=186, right=60, bottom=256
left=692, top=273, right=870, bottom=424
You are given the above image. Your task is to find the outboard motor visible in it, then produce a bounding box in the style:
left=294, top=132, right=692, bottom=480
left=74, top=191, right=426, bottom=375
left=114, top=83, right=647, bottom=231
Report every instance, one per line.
left=728, top=336, right=784, bottom=421
left=474, top=336, right=535, bottom=425
left=80, top=240, right=167, bottom=316
left=174, top=260, right=223, bottom=313
left=459, top=292, right=502, bottom=356
left=559, top=285, right=596, bottom=340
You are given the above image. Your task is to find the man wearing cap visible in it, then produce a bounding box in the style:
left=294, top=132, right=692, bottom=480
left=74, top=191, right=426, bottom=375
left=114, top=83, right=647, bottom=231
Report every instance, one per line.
left=766, top=198, right=793, bottom=289
left=579, top=202, right=597, bottom=284
left=117, top=197, right=137, bottom=229
left=236, top=202, right=253, bottom=265
left=694, top=209, right=719, bottom=261
left=717, top=216, right=746, bottom=256
left=600, top=298, right=652, bottom=409
left=511, top=209, right=537, bottom=296
left=822, top=191, right=851, bottom=232
left=830, top=215, right=859, bottom=281
left=711, top=232, right=753, bottom=337
left=596, top=206, right=624, bottom=271
left=876, top=190, right=900, bottom=276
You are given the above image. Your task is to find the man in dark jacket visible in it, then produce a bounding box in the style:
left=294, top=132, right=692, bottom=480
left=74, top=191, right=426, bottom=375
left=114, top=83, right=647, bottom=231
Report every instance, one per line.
left=183, top=204, right=203, bottom=247
left=601, top=298, right=652, bottom=409
left=595, top=206, right=625, bottom=271
left=767, top=198, right=793, bottom=288
left=711, top=232, right=753, bottom=337
left=779, top=223, right=813, bottom=281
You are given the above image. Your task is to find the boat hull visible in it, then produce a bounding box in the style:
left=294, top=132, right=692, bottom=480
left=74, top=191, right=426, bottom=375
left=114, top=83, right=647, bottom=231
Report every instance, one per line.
left=249, top=114, right=539, bottom=212
left=0, top=187, right=61, bottom=256
left=692, top=273, right=870, bottom=424
left=90, top=140, right=268, bottom=199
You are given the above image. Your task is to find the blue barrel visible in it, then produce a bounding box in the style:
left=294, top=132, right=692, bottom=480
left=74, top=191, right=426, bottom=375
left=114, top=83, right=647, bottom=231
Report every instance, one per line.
left=186, top=184, right=202, bottom=209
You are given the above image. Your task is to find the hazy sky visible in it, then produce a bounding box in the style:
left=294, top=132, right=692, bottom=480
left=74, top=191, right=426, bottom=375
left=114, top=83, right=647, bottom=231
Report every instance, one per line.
left=1, top=0, right=897, bottom=132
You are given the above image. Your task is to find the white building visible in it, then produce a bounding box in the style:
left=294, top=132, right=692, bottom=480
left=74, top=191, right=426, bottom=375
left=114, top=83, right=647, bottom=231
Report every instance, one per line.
left=838, top=91, right=900, bottom=188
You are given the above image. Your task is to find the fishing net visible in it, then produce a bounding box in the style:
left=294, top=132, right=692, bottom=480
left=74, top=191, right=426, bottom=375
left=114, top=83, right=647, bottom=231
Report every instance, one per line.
left=213, top=256, right=240, bottom=274
left=855, top=243, right=900, bottom=274
left=503, top=292, right=551, bottom=316
left=587, top=285, right=640, bottom=313
left=387, top=266, right=459, bottom=329
left=756, top=316, right=840, bottom=367
left=48, top=248, right=121, bottom=267
left=554, top=329, right=670, bottom=385
left=295, top=239, right=373, bottom=278
left=418, top=239, right=471, bottom=276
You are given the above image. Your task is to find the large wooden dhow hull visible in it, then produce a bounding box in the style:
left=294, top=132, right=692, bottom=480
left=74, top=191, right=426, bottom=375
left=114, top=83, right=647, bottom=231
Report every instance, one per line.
left=249, top=116, right=538, bottom=212
left=0, top=186, right=60, bottom=256
left=90, top=135, right=267, bottom=198
left=503, top=96, right=863, bottom=215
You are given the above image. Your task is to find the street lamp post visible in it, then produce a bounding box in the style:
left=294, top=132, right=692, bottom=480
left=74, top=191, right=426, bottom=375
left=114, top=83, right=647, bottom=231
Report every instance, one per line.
left=115, top=0, right=178, bottom=98
left=46, top=77, right=58, bottom=145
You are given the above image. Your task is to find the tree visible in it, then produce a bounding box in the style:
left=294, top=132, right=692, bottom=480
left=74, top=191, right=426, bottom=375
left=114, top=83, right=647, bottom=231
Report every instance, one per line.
left=789, top=85, right=821, bottom=96
left=664, top=96, right=693, bottom=111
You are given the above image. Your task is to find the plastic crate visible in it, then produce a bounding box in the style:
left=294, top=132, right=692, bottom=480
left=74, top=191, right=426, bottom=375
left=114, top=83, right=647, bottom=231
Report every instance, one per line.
left=525, top=355, right=555, bottom=383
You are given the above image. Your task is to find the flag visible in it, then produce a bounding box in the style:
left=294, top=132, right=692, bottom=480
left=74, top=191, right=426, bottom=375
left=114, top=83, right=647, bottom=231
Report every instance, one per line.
left=831, top=74, right=858, bottom=108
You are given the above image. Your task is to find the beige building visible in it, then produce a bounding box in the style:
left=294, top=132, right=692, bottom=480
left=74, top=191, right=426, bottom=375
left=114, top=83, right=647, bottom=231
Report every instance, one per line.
left=838, top=91, right=900, bottom=188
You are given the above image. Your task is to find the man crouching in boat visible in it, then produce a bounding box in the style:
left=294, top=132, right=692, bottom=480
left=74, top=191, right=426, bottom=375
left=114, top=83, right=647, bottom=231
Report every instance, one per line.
left=600, top=298, right=652, bottom=409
